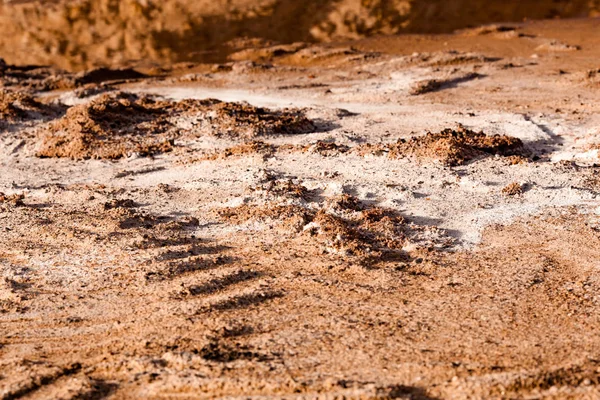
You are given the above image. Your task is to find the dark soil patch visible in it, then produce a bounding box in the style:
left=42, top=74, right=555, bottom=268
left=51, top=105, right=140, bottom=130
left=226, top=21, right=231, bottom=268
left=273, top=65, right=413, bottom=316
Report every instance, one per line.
left=74, top=67, right=147, bottom=85
left=409, top=73, right=483, bottom=95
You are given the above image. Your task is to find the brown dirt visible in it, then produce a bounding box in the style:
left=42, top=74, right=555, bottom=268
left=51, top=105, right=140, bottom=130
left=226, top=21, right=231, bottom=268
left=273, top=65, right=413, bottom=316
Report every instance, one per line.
left=218, top=203, right=313, bottom=232
left=37, top=92, right=316, bottom=159
left=0, top=192, right=25, bottom=206
left=587, top=68, right=600, bottom=83
left=4, top=13, right=600, bottom=400
left=186, top=101, right=316, bottom=139
left=0, top=64, right=74, bottom=92
left=0, top=91, right=60, bottom=124
left=197, top=140, right=351, bottom=162
left=0, top=60, right=151, bottom=93
left=405, top=51, right=500, bottom=68
left=73, top=67, right=148, bottom=86
left=202, top=141, right=277, bottom=161
left=502, top=182, right=525, bottom=196
left=309, top=207, right=408, bottom=265
left=3, top=186, right=600, bottom=398
left=36, top=92, right=176, bottom=159
left=252, top=179, right=313, bottom=201
left=409, top=73, right=483, bottom=96
left=505, top=155, right=530, bottom=165
left=301, top=140, right=351, bottom=156
left=1, top=0, right=599, bottom=70
left=218, top=194, right=409, bottom=266
left=185, top=129, right=526, bottom=166
left=357, top=127, right=527, bottom=166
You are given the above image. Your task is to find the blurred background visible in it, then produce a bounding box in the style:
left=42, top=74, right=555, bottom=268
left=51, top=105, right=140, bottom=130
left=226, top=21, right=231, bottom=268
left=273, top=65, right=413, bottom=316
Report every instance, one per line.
left=1, top=0, right=599, bottom=70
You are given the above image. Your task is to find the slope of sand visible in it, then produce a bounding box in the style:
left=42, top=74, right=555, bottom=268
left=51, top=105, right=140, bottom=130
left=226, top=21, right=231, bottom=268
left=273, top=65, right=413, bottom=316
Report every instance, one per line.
left=1, top=0, right=599, bottom=69
left=1, top=17, right=600, bottom=399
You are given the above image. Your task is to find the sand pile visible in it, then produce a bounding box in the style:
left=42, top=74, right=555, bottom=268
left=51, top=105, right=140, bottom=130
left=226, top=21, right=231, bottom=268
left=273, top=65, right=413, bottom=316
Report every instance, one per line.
left=0, top=91, right=56, bottom=122
left=37, top=92, right=315, bottom=159
left=358, top=127, right=526, bottom=166
left=219, top=192, right=408, bottom=265
left=37, top=92, right=174, bottom=159
left=182, top=100, right=315, bottom=139
left=194, top=128, right=525, bottom=166
left=308, top=205, right=407, bottom=264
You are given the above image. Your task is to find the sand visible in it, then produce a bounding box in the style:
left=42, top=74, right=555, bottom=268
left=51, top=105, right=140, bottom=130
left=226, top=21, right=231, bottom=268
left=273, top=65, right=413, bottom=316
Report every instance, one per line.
left=0, top=0, right=599, bottom=70
left=1, top=13, right=600, bottom=400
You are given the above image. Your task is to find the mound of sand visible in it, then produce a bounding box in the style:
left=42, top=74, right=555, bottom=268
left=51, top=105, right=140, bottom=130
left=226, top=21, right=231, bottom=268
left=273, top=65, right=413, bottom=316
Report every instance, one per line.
left=183, top=100, right=316, bottom=139
left=358, top=127, right=526, bottom=166
left=37, top=92, right=316, bottom=159
left=219, top=192, right=408, bottom=265
left=0, top=91, right=56, bottom=122
left=37, top=92, right=175, bottom=159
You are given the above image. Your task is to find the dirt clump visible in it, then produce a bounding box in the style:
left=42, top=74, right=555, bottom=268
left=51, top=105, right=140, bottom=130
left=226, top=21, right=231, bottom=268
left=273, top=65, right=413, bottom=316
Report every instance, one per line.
left=218, top=204, right=313, bottom=232
left=409, top=72, right=483, bottom=95
left=307, top=207, right=407, bottom=263
left=409, top=79, right=443, bottom=95
left=503, top=182, right=525, bottom=196
left=460, top=24, right=519, bottom=36
left=0, top=192, right=24, bottom=207
left=301, top=140, right=351, bottom=156
left=72, top=83, right=117, bottom=99
left=204, top=141, right=277, bottom=161
left=219, top=194, right=408, bottom=265
left=0, top=61, right=150, bottom=92
left=327, top=193, right=366, bottom=212
left=0, top=64, right=75, bottom=92
left=37, top=92, right=175, bottom=160
left=186, top=101, right=316, bottom=139
left=36, top=91, right=316, bottom=160
left=584, top=68, right=600, bottom=86
left=285, top=46, right=376, bottom=64
left=0, top=91, right=59, bottom=124
left=104, top=198, right=137, bottom=210
left=73, top=67, right=147, bottom=86
left=409, top=51, right=499, bottom=68
left=357, top=127, right=526, bottom=166
left=252, top=179, right=312, bottom=200
left=1, top=91, right=37, bottom=120
left=505, top=155, right=530, bottom=165
left=202, top=140, right=349, bottom=161
left=228, top=42, right=307, bottom=62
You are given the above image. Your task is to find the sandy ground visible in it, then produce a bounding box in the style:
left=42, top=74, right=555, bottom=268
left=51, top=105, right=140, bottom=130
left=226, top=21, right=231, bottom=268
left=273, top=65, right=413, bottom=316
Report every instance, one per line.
left=1, top=0, right=599, bottom=70
left=2, top=16, right=600, bottom=399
